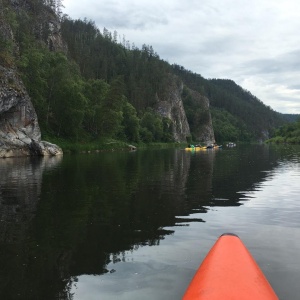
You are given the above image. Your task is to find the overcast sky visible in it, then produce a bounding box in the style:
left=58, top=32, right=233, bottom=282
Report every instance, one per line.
left=63, top=0, right=300, bottom=114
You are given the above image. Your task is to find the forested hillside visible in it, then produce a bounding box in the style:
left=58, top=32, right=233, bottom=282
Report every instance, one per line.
left=172, top=66, right=289, bottom=141
left=59, top=17, right=292, bottom=142
left=267, top=118, right=300, bottom=144
left=1, top=0, right=295, bottom=146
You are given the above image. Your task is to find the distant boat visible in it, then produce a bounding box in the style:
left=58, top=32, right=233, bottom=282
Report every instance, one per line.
left=185, top=144, right=222, bottom=151
left=226, top=142, right=236, bottom=147
left=206, top=144, right=222, bottom=149
left=185, top=146, right=207, bottom=151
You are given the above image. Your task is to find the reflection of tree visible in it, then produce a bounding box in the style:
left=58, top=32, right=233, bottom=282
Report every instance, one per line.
left=182, top=145, right=281, bottom=210
left=183, top=150, right=215, bottom=213
left=211, top=145, right=280, bottom=205
left=0, top=156, right=63, bottom=300
left=0, top=150, right=194, bottom=299
left=69, top=150, right=195, bottom=278
left=0, top=145, right=284, bottom=300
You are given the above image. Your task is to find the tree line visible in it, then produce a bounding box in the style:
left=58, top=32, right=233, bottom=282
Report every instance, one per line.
left=267, top=118, right=300, bottom=144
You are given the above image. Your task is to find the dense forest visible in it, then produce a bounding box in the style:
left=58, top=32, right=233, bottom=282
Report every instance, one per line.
left=267, top=118, right=300, bottom=144
left=1, top=0, right=298, bottom=145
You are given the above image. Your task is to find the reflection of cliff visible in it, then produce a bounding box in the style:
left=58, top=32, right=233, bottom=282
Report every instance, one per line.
left=0, top=156, right=63, bottom=300
left=0, top=156, right=62, bottom=243
left=70, top=149, right=195, bottom=277
left=183, top=150, right=215, bottom=213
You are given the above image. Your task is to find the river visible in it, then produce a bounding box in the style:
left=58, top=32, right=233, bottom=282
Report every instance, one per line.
left=0, top=144, right=299, bottom=300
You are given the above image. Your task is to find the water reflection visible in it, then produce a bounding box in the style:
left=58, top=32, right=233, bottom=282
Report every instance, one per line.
left=0, top=156, right=62, bottom=242
left=0, top=145, right=299, bottom=299
left=0, top=156, right=63, bottom=299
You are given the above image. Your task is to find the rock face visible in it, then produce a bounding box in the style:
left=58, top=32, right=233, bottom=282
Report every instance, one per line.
left=155, top=75, right=191, bottom=142
left=8, top=0, right=67, bottom=53
left=186, top=88, right=215, bottom=144
left=0, top=65, right=63, bottom=158
left=0, top=1, right=62, bottom=158
left=155, top=74, right=215, bottom=144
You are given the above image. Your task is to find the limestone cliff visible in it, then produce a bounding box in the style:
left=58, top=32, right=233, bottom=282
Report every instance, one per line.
left=155, top=75, right=190, bottom=142
left=155, top=74, right=215, bottom=144
left=186, top=88, right=215, bottom=144
left=0, top=65, right=62, bottom=157
left=0, top=1, right=62, bottom=158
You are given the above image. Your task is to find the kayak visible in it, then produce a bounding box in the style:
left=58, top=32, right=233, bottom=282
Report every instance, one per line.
left=182, top=233, right=278, bottom=300
left=207, top=145, right=222, bottom=149
left=185, top=147, right=207, bottom=151
left=185, top=144, right=222, bottom=151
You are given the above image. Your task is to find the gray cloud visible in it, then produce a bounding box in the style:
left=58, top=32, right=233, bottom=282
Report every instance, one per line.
left=241, top=50, right=300, bottom=76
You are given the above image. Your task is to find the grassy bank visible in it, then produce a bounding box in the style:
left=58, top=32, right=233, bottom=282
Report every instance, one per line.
left=266, top=136, right=300, bottom=144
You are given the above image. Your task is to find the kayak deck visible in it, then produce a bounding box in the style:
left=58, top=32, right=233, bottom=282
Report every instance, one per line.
left=182, top=233, right=278, bottom=300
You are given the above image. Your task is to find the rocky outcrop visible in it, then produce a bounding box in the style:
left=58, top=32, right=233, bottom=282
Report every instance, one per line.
left=155, top=75, right=191, bottom=142
left=186, top=88, right=215, bottom=144
left=47, top=16, right=68, bottom=53
left=8, top=0, right=67, bottom=53
left=0, top=1, right=62, bottom=158
left=0, top=65, right=63, bottom=158
left=155, top=74, right=215, bottom=144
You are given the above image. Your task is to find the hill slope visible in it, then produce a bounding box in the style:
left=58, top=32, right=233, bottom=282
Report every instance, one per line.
left=172, top=65, right=288, bottom=142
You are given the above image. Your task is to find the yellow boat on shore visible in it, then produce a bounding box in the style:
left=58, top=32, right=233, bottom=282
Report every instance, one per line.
left=185, top=146, right=207, bottom=151
left=185, top=145, right=222, bottom=151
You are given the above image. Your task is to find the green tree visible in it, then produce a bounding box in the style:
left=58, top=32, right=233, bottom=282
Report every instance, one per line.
left=140, top=110, right=163, bottom=142
left=82, top=79, right=109, bottom=137
left=52, top=79, right=87, bottom=138
left=18, top=48, right=48, bottom=122
left=98, top=76, right=125, bottom=137
left=122, top=102, right=140, bottom=142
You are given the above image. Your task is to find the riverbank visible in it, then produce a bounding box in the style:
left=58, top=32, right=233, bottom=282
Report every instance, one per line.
left=44, top=136, right=186, bottom=154
left=266, top=137, right=300, bottom=144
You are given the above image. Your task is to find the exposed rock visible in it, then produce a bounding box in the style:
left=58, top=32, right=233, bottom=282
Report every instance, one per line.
left=47, top=18, right=68, bottom=53
left=155, top=74, right=215, bottom=144
left=6, top=0, right=67, bottom=53
left=0, top=65, right=63, bottom=158
left=0, top=2, right=63, bottom=158
left=128, top=144, right=137, bottom=151
left=186, top=88, right=215, bottom=145
left=155, top=75, right=191, bottom=142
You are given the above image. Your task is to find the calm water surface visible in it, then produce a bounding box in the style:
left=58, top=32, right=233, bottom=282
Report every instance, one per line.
left=0, top=145, right=300, bottom=300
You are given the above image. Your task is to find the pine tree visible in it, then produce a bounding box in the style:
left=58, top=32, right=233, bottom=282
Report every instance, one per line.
left=56, top=0, right=64, bottom=18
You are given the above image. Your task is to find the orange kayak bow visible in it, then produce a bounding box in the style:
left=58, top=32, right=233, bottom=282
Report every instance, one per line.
left=183, top=233, right=278, bottom=300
